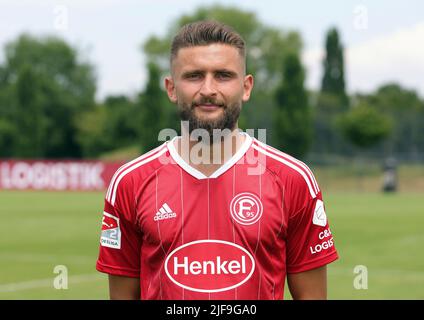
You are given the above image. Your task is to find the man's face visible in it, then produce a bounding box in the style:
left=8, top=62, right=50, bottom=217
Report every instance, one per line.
left=165, top=44, right=253, bottom=136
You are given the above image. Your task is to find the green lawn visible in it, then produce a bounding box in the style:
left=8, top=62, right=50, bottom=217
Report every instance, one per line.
left=325, top=192, right=424, bottom=299
left=0, top=191, right=108, bottom=299
left=0, top=191, right=423, bottom=299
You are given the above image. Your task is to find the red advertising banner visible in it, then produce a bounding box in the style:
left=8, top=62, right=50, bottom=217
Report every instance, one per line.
left=0, top=160, right=124, bottom=191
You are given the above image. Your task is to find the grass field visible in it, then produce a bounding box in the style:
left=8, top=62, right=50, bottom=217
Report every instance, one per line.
left=0, top=190, right=423, bottom=299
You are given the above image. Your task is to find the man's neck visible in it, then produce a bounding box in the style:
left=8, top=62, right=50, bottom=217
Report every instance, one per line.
left=174, top=127, right=246, bottom=177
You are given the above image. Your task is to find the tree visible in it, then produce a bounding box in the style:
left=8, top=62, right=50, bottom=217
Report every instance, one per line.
left=136, top=62, right=169, bottom=152
left=103, top=95, right=139, bottom=148
left=320, top=27, right=348, bottom=108
left=14, top=65, right=48, bottom=157
left=0, top=34, right=96, bottom=158
left=74, top=104, right=110, bottom=157
left=337, top=102, right=393, bottom=191
left=76, top=95, right=141, bottom=158
left=0, top=64, right=17, bottom=156
left=312, top=27, right=350, bottom=156
left=0, top=118, right=16, bottom=157
left=338, top=102, right=392, bottom=149
left=273, top=53, right=312, bottom=159
left=354, top=83, right=424, bottom=157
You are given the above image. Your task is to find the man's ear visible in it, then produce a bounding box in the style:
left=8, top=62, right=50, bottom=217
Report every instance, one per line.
left=242, top=74, right=254, bottom=102
left=165, top=76, right=177, bottom=104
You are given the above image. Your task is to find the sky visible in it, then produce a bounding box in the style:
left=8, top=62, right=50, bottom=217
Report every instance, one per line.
left=1, top=0, right=423, bottom=101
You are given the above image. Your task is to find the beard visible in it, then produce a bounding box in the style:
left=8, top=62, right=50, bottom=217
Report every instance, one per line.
left=178, top=97, right=242, bottom=139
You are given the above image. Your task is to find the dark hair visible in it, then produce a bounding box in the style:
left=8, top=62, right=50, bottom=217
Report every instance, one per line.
left=170, top=20, right=246, bottom=64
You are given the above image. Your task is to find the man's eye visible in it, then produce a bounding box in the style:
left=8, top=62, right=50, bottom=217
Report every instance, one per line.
left=186, top=74, right=201, bottom=79
left=216, top=73, right=232, bottom=79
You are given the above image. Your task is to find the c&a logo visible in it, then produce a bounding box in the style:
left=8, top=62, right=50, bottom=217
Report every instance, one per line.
left=230, top=192, right=263, bottom=225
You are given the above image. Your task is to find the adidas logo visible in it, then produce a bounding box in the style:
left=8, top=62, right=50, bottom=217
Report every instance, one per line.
left=154, top=203, right=177, bottom=221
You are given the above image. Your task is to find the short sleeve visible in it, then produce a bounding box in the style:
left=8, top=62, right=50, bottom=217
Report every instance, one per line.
left=286, top=188, right=339, bottom=273
left=96, top=174, right=142, bottom=278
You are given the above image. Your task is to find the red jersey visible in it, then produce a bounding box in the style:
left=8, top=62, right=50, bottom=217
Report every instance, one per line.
left=96, top=133, right=338, bottom=299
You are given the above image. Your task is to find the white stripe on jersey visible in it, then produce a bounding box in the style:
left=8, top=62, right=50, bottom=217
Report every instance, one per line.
left=254, top=139, right=319, bottom=193
left=106, top=143, right=167, bottom=202
left=163, top=203, right=172, bottom=213
left=253, top=139, right=320, bottom=194
left=252, top=143, right=318, bottom=198
left=109, top=146, right=167, bottom=206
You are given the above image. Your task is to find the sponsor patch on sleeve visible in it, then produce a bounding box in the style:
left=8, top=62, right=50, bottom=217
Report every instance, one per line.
left=312, top=199, right=327, bottom=227
left=100, top=211, right=121, bottom=249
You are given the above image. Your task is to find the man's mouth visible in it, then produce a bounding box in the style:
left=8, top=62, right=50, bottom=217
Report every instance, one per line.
left=194, top=103, right=223, bottom=111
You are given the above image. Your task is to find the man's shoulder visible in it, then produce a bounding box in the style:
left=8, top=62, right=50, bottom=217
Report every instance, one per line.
left=251, top=138, right=312, bottom=175
left=106, top=143, right=169, bottom=201
left=251, top=138, right=320, bottom=198
left=116, top=142, right=169, bottom=180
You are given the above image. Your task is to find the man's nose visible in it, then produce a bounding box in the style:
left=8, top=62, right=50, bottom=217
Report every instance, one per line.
left=199, top=74, right=217, bottom=97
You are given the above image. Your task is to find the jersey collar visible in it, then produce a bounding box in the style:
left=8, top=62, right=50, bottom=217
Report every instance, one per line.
left=166, top=132, right=252, bottom=180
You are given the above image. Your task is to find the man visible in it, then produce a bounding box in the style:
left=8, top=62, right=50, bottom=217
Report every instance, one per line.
left=96, top=21, right=338, bottom=300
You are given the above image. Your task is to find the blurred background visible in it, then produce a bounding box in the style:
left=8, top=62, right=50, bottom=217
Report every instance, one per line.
left=0, top=0, right=423, bottom=299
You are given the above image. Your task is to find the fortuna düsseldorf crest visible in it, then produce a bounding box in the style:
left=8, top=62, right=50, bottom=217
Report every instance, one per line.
left=230, top=192, right=263, bottom=225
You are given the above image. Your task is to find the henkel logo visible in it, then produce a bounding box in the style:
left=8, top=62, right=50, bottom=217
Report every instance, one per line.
left=230, top=192, right=263, bottom=225
left=164, top=240, right=255, bottom=293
